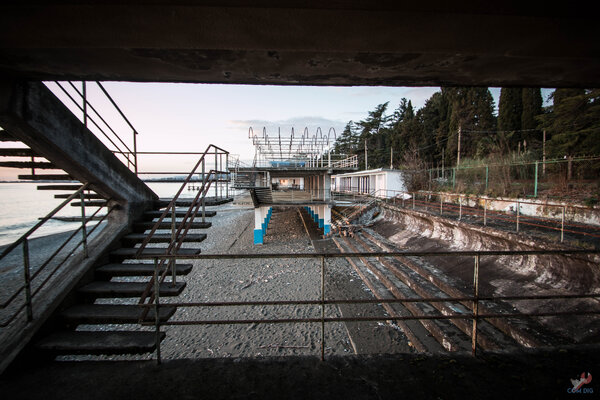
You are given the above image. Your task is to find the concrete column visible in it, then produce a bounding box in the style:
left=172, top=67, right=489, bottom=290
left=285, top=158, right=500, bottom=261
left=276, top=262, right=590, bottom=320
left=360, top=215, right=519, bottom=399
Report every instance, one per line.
left=254, top=206, right=273, bottom=244
left=318, top=205, right=324, bottom=228
left=254, top=207, right=264, bottom=245
left=323, top=174, right=331, bottom=201
left=323, top=205, right=331, bottom=236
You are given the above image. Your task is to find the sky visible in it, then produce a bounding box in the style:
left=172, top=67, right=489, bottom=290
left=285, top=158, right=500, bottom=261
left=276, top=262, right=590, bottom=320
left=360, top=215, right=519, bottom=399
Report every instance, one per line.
left=0, top=84, right=553, bottom=179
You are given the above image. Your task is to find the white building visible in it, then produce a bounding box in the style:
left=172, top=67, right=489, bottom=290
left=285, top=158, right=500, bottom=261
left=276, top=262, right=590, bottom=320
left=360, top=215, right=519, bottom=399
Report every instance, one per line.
left=332, top=168, right=407, bottom=198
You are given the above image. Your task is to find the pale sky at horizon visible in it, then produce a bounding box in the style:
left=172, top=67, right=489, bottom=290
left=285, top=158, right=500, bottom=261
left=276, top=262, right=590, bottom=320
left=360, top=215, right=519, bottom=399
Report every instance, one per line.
left=0, top=83, right=553, bottom=179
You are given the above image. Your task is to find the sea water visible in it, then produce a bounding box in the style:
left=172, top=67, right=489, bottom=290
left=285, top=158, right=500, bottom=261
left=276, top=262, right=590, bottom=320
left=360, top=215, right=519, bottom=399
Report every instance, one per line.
left=0, top=182, right=204, bottom=246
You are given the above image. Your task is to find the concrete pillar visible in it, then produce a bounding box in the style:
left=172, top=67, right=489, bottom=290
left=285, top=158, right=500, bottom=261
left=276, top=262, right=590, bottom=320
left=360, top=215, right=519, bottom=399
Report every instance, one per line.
left=318, top=205, right=324, bottom=228
left=254, top=206, right=273, bottom=245
left=254, top=208, right=264, bottom=245
left=323, top=174, right=331, bottom=201
left=323, top=205, right=331, bottom=236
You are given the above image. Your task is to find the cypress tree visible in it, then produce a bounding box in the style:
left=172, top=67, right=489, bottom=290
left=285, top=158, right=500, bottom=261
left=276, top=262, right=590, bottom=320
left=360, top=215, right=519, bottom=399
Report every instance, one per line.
left=498, top=88, right=523, bottom=147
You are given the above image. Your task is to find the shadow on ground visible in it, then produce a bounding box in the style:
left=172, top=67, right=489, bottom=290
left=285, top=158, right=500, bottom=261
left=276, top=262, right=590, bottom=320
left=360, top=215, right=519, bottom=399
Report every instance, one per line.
left=1, top=345, right=598, bottom=399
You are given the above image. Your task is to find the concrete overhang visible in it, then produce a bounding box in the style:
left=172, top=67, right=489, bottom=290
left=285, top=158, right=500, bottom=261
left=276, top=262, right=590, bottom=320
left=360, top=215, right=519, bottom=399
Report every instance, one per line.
left=0, top=2, right=599, bottom=87
left=238, top=167, right=358, bottom=177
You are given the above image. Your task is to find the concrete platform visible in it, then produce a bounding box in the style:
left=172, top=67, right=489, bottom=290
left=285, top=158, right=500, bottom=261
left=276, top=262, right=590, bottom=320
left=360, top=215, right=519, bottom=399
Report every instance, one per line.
left=2, top=346, right=598, bottom=399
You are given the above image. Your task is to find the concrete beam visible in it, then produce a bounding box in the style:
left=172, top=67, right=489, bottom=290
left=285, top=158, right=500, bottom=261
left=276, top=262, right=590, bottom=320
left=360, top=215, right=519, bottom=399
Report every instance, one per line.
left=0, top=81, right=157, bottom=215
left=0, top=3, right=598, bottom=86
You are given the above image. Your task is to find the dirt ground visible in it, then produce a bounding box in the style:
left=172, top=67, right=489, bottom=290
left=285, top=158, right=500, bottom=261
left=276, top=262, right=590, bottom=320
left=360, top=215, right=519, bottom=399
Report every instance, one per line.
left=368, top=206, right=600, bottom=345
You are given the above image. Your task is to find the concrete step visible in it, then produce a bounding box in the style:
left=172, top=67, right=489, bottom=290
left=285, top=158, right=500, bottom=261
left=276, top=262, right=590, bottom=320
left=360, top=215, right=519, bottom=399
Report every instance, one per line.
left=78, top=281, right=186, bottom=298
left=18, top=174, right=73, bottom=181
left=143, top=210, right=216, bottom=219
left=122, top=233, right=207, bottom=245
left=60, top=304, right=176, bottom=324
left=35, top=331, right=165, bottom=355
left=37, top=184, right=84, bottom=191
left=0, top=161, right=57, bottom=169
left=157, top=197, right=233, bottom=208
left=96, top=263, right=193, bottom=277
left=132, top=221, right=211, bottom=232
left=109, top=247, right=200, bottom=261
left=71, top=201, right=108, bottom=207
left=55, top=193, right=104, bottom=199
left=0, top=148, right=37, bottom=157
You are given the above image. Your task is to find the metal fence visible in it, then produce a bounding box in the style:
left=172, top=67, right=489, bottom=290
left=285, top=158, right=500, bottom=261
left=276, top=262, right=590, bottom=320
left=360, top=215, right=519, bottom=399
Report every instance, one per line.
left=139, top=249, right=599, bottom=364
left=415, top=156, right=600, bottom=201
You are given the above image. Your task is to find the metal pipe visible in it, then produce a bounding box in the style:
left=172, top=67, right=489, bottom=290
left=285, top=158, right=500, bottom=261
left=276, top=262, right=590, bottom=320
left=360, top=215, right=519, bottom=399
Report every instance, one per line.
left=561, top=206, right=565, bottom=243
left=516, top=200, right=520, bottom=232
left=79, top=191, right=88, bottom=258
left=321, top=256, right=325, bottom=361
left=171, top=202, right=176, bottom=285
left=471, top=254, right=480, bottom=356
left=154, top=258, right=162, bottom=365
left=22, top=239, right=33, bottom=321
left=483, top=199, right=487, bottom=226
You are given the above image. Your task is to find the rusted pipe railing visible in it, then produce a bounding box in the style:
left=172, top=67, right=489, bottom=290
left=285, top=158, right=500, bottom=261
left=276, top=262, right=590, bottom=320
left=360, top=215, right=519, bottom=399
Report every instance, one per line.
left=139, top=248, right=599, bottom=362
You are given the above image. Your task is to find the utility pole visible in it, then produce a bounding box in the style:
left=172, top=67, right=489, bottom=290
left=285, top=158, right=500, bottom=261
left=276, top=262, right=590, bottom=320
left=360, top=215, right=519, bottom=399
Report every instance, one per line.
left=390, top=147, right=393, bottom=169
left=456, top=124, right=461, bottom=168
left=364, top=139, right=368, bottom=170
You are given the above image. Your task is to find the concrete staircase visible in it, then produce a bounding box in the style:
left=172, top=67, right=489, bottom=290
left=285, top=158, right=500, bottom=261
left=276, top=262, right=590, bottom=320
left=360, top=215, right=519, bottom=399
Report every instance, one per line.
left=32, top=198, right=218, bottom=357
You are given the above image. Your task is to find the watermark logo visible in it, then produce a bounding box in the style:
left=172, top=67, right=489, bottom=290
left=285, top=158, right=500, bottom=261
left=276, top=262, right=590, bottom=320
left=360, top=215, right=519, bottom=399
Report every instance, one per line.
left=568, top=372, right=593, bottom=394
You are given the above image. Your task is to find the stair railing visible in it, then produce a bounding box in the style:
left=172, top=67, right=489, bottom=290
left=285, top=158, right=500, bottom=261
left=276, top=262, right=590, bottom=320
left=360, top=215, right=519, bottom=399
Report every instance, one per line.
left=0, top=183, right=115, bottom=327
left=50, top=81, right=139, bottom=175
left=135, top=144, right=229, bottom=317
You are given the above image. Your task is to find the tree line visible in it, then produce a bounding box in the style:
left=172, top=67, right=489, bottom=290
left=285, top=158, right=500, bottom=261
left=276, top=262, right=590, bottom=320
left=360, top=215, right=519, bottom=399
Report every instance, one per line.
left=332, top=88, right=600, bottom=170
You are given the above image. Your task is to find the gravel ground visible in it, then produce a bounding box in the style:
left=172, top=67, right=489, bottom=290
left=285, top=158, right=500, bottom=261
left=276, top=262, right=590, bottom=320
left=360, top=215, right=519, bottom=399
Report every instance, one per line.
left=158, top=205, right=354, bottom=359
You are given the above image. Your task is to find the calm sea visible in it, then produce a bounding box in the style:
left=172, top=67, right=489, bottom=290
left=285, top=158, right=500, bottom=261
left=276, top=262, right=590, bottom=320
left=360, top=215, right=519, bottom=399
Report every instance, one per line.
left=0, top=182, right=203, bottom=246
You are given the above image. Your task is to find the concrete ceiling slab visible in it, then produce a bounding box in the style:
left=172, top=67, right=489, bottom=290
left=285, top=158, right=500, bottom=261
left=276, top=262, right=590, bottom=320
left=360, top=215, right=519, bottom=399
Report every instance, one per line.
left=1, top=2, right=598, bottom=86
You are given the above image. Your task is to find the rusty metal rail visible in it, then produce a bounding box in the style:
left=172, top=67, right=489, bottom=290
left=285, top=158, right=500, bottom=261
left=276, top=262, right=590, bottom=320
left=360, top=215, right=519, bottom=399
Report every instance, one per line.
left=135, top=144, right=229, bottom=319
left=0, top=183, right=115, bottom=327
left=137, top=248, right=600, bottom=364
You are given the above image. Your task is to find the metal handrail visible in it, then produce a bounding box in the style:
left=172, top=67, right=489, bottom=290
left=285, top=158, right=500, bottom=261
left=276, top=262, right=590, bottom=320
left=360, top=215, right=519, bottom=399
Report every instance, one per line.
left=134, top=144, right=230, bottom=317
left=0, top=183, right=115, bottom=327
left=139, top=249, right=600, bottom=362
left=49, top=81, right=139, bottom=174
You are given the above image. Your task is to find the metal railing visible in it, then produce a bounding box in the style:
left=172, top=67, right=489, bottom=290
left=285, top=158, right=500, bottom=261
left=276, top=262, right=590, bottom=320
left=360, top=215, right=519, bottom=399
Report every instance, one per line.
left=48, top=81, right=140, bottom=174
left=332, top=188, right=600, bottom=244
left=135, top=144, right=230, bottom=316
left=0, top=183, right=115, bottom=327
left=138, top=249, right=600, bottom=363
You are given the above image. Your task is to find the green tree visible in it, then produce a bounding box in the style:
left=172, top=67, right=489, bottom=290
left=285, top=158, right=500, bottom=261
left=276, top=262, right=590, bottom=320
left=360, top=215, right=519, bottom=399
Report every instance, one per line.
left=521, top=88, right=543, bottom=154
left=498, top=88, right=523, bottom=149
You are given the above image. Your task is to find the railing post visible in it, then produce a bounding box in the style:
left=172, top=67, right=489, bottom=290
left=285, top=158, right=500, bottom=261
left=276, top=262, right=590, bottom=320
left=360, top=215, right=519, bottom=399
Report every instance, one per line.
left=215, top=149, right=218, bottom=199
left=412, top=193, right=415, bottom=210
left=459, top=195, right=462, bottom=220
left=561, top=206, right=565, bottom=243
left=471, top=254, right=480, bottom=357
left=133, top=130, right=138, bottom=176
left=79, top=191, right=88, bottom=258
left=483, top=199, right=487, bottom=226
left=516, top=200, right=520, bottom=232
left=321, top=255, right=325, bottom=361
left=22, top=239, right=33, bottom=321
left=225, top=153, right=229, bottom=199
left=534, top=161, right=539, bottom=198
left=82, top=81, right=87, bottom=127
left=170, top=202, right=176, bottom=285
left=440, top=195, right=443, bottom=216
left=154, top=258, right=162, bottom=365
